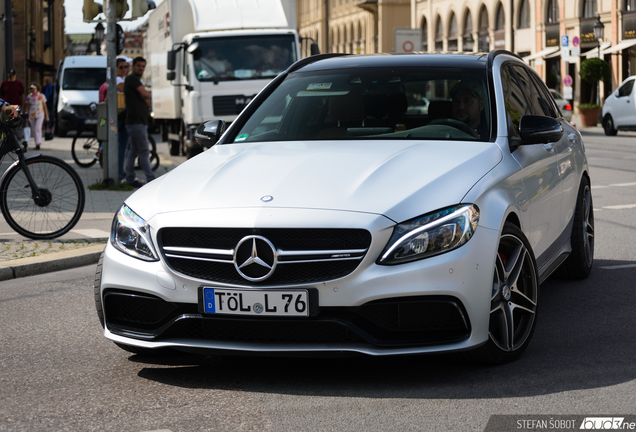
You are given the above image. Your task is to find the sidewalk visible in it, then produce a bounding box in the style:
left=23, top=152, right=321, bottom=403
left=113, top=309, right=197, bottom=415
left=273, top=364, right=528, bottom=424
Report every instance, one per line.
left=0, top=133, right=185, bottom=281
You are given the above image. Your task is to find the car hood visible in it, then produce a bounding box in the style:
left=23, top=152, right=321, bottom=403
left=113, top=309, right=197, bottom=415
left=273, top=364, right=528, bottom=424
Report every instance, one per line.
left=128, top=140, right=502, bottom=223
left=58, top=90, right=99, bottom=107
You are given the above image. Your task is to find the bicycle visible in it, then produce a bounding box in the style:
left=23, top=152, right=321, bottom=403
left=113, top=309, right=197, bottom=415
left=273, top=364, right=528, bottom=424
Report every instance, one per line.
left=0, top=112, right=85, bottom=239
left=71, top=130, right=160, bottom=172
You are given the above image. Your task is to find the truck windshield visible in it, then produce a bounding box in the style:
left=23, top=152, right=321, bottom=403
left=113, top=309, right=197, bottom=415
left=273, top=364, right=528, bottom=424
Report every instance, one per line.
left=193, top=35, right=297, bottom=82
left=62, top=68, right=106, bottom=90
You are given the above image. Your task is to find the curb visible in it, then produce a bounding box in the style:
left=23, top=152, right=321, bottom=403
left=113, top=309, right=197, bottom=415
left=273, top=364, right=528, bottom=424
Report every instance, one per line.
left=0, top=244, right=106, bottom=281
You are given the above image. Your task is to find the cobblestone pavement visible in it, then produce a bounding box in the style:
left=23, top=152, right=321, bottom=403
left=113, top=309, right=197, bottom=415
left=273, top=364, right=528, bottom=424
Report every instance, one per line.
left=0, top=132, right=185, bottom=264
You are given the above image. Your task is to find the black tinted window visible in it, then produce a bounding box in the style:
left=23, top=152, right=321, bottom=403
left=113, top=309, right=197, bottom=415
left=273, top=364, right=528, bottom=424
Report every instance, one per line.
left=62, top=68, right=106, bottom=91
left=501, top=65, right=529, bottom=137
left=618, top=79, right=635, bottom=97
left=510, top=65, right=552, bottom=117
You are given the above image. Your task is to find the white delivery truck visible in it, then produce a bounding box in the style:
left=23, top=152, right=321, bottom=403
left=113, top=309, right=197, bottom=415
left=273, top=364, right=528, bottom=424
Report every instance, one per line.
left=147, top=0, right=305, bottom=157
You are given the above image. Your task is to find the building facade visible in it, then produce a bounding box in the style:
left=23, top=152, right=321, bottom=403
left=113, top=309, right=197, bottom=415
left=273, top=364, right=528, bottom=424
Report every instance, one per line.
left=0, top=0, right=65, bottom=90
left=298, top=0, right=636, bottom=111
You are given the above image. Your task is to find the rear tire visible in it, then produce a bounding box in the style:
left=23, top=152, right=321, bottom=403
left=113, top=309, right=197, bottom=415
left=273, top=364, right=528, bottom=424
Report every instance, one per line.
left=71, top=133, right=100, bottom=168
left=553, top=176, right=594, bottom=279
left=169, top=140, right=180, bottom=156
left=469, top=222, right=539, bottom=365
left=602, top=114, right=618, bottom=136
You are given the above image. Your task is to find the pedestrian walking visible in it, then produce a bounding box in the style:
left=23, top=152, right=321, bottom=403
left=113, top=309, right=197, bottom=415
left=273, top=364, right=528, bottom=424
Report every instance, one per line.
left=24, top=83, right=49, bottom=150
left=123, top=56, right=153, bottom=188
left=116, top=57, right=130, bottom=182
left=0, top=69, right=25, bottom=109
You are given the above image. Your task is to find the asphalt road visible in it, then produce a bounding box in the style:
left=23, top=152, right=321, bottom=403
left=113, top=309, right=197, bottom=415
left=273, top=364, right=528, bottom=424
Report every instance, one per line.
left=1, top=129, right=635, bottom=432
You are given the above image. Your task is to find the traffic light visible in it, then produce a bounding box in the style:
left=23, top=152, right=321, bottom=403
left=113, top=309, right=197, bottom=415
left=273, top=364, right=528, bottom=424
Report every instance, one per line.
left=131, top=0, right=156, bottom=19
left=114, top=0, right=129, bottom=20
left=82, top=0, right=103, bottom=22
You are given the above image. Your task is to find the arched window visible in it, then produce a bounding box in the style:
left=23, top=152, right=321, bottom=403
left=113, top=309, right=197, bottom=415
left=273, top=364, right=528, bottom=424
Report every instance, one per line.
left=421, top=16, right=428, bottom=51
left=495, top=3, right=505, bottom=31
left=435, top=15, right=443, bottom=51
left=478, top=6, right=489, bottom=52
left=582, top=0, right=597, bottom=18
left=448, top=13, right=458, bottom=51
left=518, top=0, right=530, bottom=29
left=463, top=10, right=474, bottom=51
left=547, top=0, right=559, bottom=23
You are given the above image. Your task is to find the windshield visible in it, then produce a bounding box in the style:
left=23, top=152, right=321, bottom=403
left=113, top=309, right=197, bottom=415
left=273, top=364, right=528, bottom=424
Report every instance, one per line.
left=230, top=66, right=492, bottom=143
left=62, top=68, right=106, bottom=90
left=194, top=35, right=297, bottom=82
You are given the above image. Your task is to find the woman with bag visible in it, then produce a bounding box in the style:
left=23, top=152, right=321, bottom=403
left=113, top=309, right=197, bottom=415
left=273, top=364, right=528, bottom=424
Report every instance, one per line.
left=24, top=83, right=49, bottom=150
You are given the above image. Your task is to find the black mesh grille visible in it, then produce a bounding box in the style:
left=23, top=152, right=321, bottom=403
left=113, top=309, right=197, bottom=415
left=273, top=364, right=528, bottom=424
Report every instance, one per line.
left=72, top=105, right=97, bottom=118
left=105, top=291, right=470, bottom=347
left=212, top=95, right=254, bottom=116
left=159, top=228, right=372, bottom=285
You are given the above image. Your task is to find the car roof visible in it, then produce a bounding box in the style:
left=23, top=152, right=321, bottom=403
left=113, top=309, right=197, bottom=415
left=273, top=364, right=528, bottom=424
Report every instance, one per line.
left=296, top=52, right=491, bottom=73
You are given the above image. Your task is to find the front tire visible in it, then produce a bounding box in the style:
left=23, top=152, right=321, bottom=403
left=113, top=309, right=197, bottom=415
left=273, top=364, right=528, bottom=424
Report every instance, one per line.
left=469, top=222, right=539, bottom=364
left=603, top=114, right=618, bottom=136
left=0, top=155, right=85, bottom=239
left=71, top=134, right=100, bottom=168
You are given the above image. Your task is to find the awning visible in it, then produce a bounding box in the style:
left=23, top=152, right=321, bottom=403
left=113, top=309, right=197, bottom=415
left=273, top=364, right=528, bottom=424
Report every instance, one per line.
left=545, top=49, right=563, bottom=59
left=522, top=47, right=560, bottom=62
left=581, top=42, right=612, bottom=58
left=603, top=39, right=636, bottom=54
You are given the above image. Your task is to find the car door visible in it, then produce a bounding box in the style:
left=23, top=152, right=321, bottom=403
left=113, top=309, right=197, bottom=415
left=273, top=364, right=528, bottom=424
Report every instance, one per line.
left=612, top=78, right=635, bottom=127
left=501, top=64, right=564, bottom=268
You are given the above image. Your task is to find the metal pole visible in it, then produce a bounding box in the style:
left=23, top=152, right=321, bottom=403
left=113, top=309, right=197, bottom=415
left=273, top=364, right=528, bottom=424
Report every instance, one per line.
left=597, top=40, right=601, bottom=105
left=4, top=0, right=14, bottom=74
left=103, top=0, right=119, bottom=185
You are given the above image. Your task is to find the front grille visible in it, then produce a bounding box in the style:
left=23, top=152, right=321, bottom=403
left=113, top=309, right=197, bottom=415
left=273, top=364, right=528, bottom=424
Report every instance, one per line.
left=158, top=228, right=372, bottom=285
left=72, top=105, right=97, bottom=118
left=212, top=95, right=256, bottom=116
left=104, top=290, right=471, bottom=348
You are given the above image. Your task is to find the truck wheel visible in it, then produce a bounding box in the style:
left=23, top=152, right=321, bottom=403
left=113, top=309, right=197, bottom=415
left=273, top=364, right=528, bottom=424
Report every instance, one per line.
left=169, top=140, right=180, bottom=156
left=186, top=141, right=203, bottom=159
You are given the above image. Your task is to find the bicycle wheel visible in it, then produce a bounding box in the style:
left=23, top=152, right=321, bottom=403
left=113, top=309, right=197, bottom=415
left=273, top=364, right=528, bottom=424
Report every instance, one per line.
left=0, top=155, right=86, bottom=239
left=71, top=133, right=100, bottom=168
left=135, top=134, right=160, bottom=171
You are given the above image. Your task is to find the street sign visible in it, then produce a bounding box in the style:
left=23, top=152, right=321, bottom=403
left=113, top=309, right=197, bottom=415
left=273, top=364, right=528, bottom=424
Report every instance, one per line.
left=561, top=35, right=569, bottom=47
left=572, top=36, right=580, bottom=47
left=563, top=75, right=573, bottom=87
left=394, top=28, right=422, bottom=53
left=563, top=87, right=573, bottom=100
left=562, top=47, right=570, bottom=62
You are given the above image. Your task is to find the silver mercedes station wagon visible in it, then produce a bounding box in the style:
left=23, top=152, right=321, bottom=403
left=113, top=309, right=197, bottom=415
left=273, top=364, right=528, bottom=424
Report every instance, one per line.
left=95, top=50, right=593, bottom=364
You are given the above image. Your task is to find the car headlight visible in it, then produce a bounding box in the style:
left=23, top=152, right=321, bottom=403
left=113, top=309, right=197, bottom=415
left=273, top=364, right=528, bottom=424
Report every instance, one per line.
left=378, top=204, right=479, bottom=265
left=61, top=102, right=76, bottom=115
left=110, top=205, right=159, bottom=261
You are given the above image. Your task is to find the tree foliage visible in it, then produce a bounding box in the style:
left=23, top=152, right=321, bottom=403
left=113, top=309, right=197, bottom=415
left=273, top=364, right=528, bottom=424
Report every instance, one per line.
left=579, top=58, right=611, bottom=84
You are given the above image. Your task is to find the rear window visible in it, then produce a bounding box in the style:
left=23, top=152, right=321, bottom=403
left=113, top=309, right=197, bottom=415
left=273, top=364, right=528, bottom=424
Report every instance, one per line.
left=62, top=68, right=106, bottom=91
left=229, top=66, right=492, bottom=143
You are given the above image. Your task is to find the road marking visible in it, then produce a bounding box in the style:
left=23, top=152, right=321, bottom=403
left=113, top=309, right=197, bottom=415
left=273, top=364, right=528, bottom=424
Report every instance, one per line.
left=602, top=204, right=636, bottom=210
left=600, top=264, right=636, bottom=270
left=592, top=182, right=636, bottom=190
left=71, top=229, right=110, bottom=238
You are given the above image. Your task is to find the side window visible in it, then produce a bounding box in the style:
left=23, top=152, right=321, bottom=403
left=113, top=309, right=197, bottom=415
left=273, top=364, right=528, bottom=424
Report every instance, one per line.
left=510, top=65, right=551, bottom=117
left=618, top=79, right=635, bottom=97
left=501, top=65, right=530, bottom=137
left=527, top=69, right=559, bottom=118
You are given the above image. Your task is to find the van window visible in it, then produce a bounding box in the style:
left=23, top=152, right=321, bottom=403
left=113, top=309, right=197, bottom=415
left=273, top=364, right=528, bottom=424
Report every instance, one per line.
left=62, top=68, right=106, bottom=91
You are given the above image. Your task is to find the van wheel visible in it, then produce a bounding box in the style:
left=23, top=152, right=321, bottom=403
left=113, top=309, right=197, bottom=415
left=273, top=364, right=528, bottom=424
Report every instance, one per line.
left=603, top=115, right=618, bottom=136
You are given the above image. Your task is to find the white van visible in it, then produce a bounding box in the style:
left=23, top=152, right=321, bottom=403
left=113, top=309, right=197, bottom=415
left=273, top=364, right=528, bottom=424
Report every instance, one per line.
left=55, top=56, right=107, bottom=137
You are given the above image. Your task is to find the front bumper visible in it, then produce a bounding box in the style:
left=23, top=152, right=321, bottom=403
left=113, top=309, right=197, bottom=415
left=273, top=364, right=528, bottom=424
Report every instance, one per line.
left=99, top=210, right=499, bottom=356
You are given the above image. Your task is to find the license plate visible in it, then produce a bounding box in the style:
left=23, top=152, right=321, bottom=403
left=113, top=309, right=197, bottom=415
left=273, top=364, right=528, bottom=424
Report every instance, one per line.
left=84, top=119, right=97, bottom=124
left=203, top=288, right=309, bottom=316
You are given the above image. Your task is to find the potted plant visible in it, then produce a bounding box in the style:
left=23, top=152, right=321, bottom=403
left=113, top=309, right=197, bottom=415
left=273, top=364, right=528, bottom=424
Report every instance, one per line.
left=578, top=57, right=611, bottom=126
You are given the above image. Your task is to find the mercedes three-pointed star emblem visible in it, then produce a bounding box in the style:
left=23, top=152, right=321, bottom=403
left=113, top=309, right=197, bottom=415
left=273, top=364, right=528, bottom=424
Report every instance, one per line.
left=233, top=235, right=278, bottom=282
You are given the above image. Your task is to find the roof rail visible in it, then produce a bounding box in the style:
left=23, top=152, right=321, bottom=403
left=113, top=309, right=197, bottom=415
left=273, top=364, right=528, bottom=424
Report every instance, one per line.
left=287, top=53, right=350, bottom=73
left=487, top=50, right=523, bottom=68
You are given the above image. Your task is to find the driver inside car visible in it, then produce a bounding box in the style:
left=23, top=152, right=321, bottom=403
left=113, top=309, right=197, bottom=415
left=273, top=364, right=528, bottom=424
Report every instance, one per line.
left=451, top=80, right=488, bottom=140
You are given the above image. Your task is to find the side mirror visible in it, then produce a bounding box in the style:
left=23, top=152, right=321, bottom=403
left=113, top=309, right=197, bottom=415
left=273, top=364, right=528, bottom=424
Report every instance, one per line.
left=519, top=115, right=563, bottom=144
left=187, top=42, right=202, bottom=61
left=310, top=43, right=320, bottom=56
left=194, top=120, right=226, bottom=147
left=166, top=71, right=176, bottom=81
left=167, top=50, right=177, bottom=71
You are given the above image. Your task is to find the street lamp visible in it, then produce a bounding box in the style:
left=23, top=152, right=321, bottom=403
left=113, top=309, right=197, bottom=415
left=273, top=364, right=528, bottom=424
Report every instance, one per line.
left=95, top=21, right=105, bottom=55
left=593, top=15, right=604, bottom=104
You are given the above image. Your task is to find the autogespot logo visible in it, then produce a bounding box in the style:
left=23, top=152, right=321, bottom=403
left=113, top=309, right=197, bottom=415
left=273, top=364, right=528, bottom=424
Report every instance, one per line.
left=233, top=235, right=278, bottom=282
